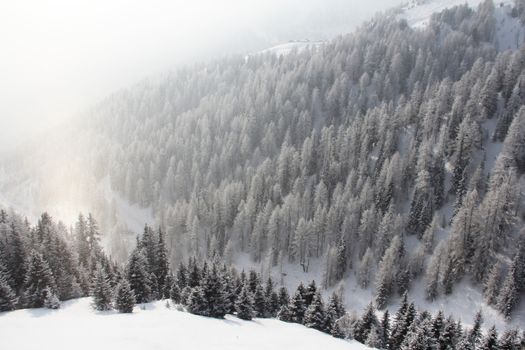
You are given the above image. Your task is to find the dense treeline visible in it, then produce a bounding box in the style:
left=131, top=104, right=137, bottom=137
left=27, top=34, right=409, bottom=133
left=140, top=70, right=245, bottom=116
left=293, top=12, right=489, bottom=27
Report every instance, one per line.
left=3, top=0, right=525, bottom=321
left=0, top=209, right=119, bottom=311
left=1, top=208, right=524, bottom=349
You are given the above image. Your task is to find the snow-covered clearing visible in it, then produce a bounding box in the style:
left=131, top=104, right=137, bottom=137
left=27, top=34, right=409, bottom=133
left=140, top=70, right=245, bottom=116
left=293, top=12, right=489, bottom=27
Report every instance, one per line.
left=253, top=40, right=325, bottom=57
left=0, top=298, right=371, bottom=350
left=401, top=0, right=515, bottom=28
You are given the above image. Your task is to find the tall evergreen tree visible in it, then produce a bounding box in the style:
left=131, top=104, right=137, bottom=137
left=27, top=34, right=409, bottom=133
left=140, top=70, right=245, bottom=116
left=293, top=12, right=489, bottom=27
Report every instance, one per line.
left=304, top=292, right=326, bottom=331
left=236, top=283, right=254, bottom=321
left=91, top=266, right=113, bottom=311
left=289, top=283, right=307, bottom=324
left=125, top=247, right=152, bottom=304
left=23, top=250, right=56, bottom=308
left=0, top=265, right=17, bottom=311
left=115, top=279, right=135, bottom=313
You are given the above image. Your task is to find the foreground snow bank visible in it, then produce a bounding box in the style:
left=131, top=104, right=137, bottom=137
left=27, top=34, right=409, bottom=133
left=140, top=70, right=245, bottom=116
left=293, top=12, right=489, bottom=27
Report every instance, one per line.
left=0, top=298, right=371, bottom=350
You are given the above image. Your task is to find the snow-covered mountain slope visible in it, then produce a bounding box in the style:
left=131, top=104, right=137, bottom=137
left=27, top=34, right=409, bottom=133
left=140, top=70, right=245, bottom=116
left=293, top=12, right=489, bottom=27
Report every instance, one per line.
left=255, top=40, right=325, bottom=57
left=401, top=0, right=514, bottom=28
left=0, top=298, right=371, bottom=350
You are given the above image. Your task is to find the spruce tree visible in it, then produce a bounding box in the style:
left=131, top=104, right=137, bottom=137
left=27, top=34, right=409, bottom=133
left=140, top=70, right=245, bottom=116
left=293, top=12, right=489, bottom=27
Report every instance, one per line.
left=277, top=304, right=292, bottom=322
left=278, top=286, right=290, bottom=308
left=499, top=328, right=519, bottom=350
left=187, top=287, right=208, bottom=316
left=439, top=318, right=457, bottom=350
left=24, top=250, right=56, bottom=308
left=497, top=256, right=520, bottom=320
left=331, top=320, right=346, bottom=339
left=484, top=262, right=501, bottom=305
left=365, top=325, right=382, bottom=349
left=304, top=292, right=326, bottom=331
left=115, top=279, right=135, bottom=313
left=0, top=272, right=17, bottom=311
left=126, top=248, right=152, bottom=304
left=170, top=282, right=181, bottom=304
left=390, top=300, right=417, bottom=349
left=202, top=263, right=227, bottom=318
left=467, top=311, right=483, bottom=348
left=7, top=222, right=27, bottom=293
left=155, top=228, right=170, bottom=297
left=235, top=284, right=254, bottom=321
left=304, top=280, right=317, bottom=307
left=253, top=283, right=267, bottom=318
left=92, top=266, right=113, bottom=311
left=480, top=326, right=499, bottom=350
left=380, top=310, right=390, bottom=349
left=325, top=292, right=345, bottom=333
left=354, top=302, right=379, bottom=343
left=175, top=262, right=188, bottom=290
left=43, top=287, right=60, bottom=309
left=289, top=284, right=307, bottom=324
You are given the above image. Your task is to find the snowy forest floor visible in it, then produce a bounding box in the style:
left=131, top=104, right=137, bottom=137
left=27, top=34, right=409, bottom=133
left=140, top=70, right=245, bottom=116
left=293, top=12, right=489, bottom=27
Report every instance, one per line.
left=0, top=297, right=370, bottom=350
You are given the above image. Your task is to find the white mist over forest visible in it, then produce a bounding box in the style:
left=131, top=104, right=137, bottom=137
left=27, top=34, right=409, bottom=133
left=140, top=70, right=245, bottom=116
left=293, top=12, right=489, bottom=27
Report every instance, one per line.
left=0, top=0, right=402, bottom=151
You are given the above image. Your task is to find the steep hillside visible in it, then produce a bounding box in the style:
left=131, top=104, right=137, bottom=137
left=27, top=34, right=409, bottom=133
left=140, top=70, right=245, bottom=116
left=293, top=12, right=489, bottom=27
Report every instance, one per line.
left=1, top=0, right=525, bottom=327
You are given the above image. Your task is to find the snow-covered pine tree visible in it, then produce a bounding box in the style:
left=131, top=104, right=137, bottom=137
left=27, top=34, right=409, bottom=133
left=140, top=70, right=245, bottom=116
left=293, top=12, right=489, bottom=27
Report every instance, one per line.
left=278, top=286, right=290, bottom=308
left=365, top=325, right=382, bottom=349
left=497, top=255, right=520, bottom=320
left=407, top=169, right=434, bottom=237
left=23, top=250, right=56, bottom=308
left=499, top=328, right=520, bottom=350
left=304, top=292, right=326, bottom=331
left=390, top=301, right=417, bottom=349
left=353, top=302, right=379, bottom=344
left=175, top=262, right=188, bottom=290
left=187, top=286, right=208, bottom=316
left=483, top=262, right=501, bottom=305
left=92, top=266, right=113, bottom=311
left=425, top=242, right=444, bottom=302
left=467, top=311, right=484, bottom=348
left=6, top=222, right=27, bottom=293
left=400, top=318, right=433, bottom=350
left=235, top=283, right=254, bottom=321
left=304, top=280, right=317, bottom=307
left=288, top=283, right=307, bottom=324
left=277, top=304, right=292, bottom=322
left=43, top=287, right=60, bottom=309
left=169, top=282, right=181, bottom=304
left=115, top=279, right=135, bottom=313
left=438, top=317, right=457, bottom=350
left=0, top=269, right=17, bottom=311
left=155, top=228, right=170, bottom=298
left=126, top=247, right=152, bottom=304
left=358, top=247, right=373, bottom=289
left=252, top=281, right=266, bottom=318
left=380, top=310, right=390, bottom=349
left=324, top=292, right=345, bottom=333
left=479, top=326, right=499, bottom=350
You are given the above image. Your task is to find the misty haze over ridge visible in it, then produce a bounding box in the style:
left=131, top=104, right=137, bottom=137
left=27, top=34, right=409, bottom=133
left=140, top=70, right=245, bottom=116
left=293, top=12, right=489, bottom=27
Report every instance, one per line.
left=0, top=0, right=403, bottom=152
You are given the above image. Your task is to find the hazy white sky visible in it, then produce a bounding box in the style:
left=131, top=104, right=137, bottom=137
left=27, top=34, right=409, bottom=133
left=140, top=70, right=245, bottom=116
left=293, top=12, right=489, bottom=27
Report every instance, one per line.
left=0, top=0, right=402, bottom=151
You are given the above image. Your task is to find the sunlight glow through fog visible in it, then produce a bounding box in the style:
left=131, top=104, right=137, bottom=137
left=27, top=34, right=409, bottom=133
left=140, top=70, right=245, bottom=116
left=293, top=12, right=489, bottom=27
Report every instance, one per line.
left=0, top=0, right=402, bottom=151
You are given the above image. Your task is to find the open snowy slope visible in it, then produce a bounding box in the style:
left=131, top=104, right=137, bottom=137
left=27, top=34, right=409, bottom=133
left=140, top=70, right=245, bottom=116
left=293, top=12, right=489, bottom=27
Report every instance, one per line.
left=401, top=0, right=514, bottom=28
left=256, top=40, right=325, bottom=56
left=0, top=298, right=371, bottom=350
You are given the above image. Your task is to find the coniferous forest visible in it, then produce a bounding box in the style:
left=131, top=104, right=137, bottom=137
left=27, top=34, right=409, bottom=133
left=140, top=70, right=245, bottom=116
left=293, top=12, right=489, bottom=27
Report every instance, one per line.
left=1, top=0, right=525, bottom=349
left=0, top=208, right=524, bottom=348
